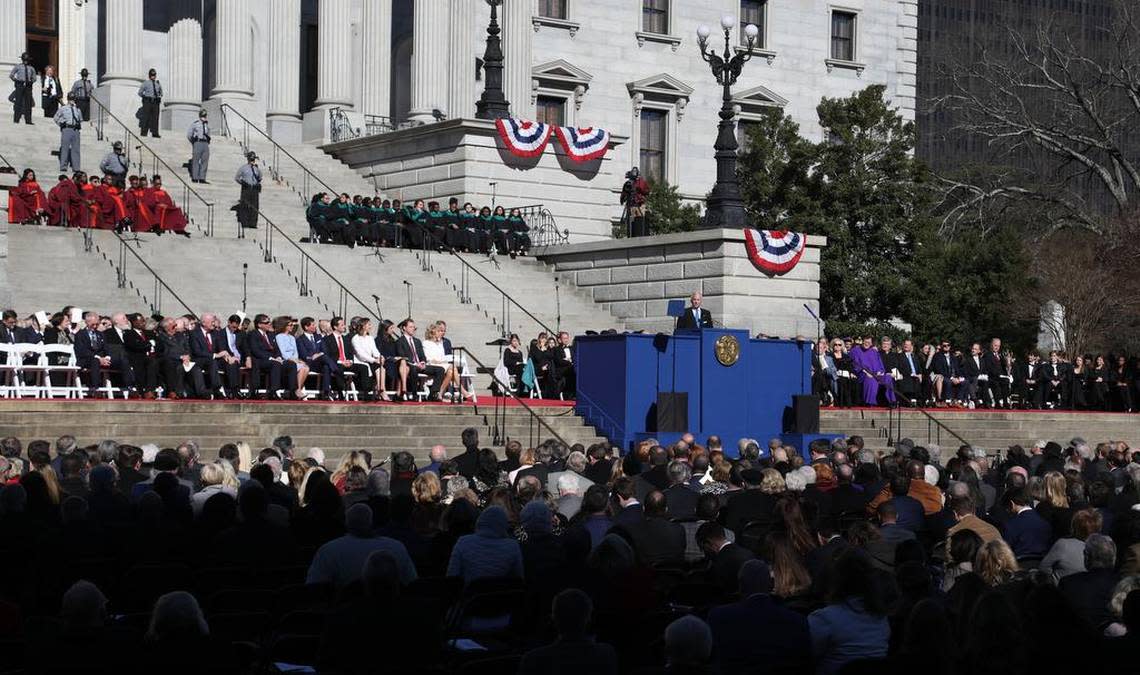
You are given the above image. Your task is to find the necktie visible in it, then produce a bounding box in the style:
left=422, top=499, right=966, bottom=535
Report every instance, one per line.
left=205, top=330, right=212, bottom=351
left=694, top=309, right=699, bottom=324
left=337, top=335, right=345, bottom=361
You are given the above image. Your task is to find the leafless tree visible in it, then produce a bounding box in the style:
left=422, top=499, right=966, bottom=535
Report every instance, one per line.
left=931, top=0, right=1140, bottom=238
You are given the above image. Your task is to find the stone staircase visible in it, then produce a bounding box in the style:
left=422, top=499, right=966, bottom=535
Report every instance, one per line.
left=820, top=408, right=1140, bottom=455
left=0, top=400, right=606, bottom=463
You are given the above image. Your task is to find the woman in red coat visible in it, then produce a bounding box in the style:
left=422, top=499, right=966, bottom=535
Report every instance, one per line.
left=144, top=175, right=189, bottom=237
left=77, top=174, right=101, bottom=228
left=45, top=174, right=82, bottom=226
left=7, top=169, right=47, bottom=224
left=96, top=173, right=129, bottom=230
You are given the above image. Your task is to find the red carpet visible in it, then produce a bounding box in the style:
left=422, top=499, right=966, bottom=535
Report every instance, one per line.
left=0, top=396, right=576, bottom=409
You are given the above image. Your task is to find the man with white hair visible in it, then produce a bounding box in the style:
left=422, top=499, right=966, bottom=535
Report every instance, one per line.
left=307, top=503, right=417, bottom=588
left=307, top=447, right=326, bottom=467
left=555, top=473, right=583, bottom=520
left=419, top=445, right=447, bottom=475
left=188, top=312, right=239, bottom=398
left=548, top=451, right=594, bottom=496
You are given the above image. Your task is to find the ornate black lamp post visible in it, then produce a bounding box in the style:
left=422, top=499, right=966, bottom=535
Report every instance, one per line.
left=696, top=15, right=759, bottom=229
left=476, top=0, right=511, bottom=120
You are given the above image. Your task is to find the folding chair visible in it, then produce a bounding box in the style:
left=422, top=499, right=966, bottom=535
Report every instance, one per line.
left=38, top=345, right=83, bottom=399
left=0, top=344, right=24, bottom=398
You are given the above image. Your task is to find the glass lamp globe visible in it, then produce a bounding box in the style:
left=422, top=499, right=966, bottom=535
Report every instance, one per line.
left=720, top=14, right=736, bottom=30
left=744, top=23, right=760, bottom=40
left=697, top=24, right=711, bottom=40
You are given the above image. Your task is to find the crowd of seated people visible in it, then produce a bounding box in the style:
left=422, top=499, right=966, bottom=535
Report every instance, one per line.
left=7, top=168, right=189, bottom=236
left=0, top=306, right=502, bottom=403
left=812, top=334, right=1139, bottom=412
left=1, top=430, right=1139, bottom=673
left=305, top=194, right=531, bottom=257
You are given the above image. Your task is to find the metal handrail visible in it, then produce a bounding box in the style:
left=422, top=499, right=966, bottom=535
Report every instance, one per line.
left=418, top=227, right=558, bottom=338
left=512, top=204, right=569, bottom=247
left=104, top=232, right=197, bottom=317
left=0, top=152, right=15, bottom=171
left=329, top=107, right=360, bottom=143
left=218, top=103, right=339, bottom=205
left=888, top=389, right=972, bottom=449
left=573, top=387, right=625, bottom=445
left=88, top=95, right=216, bottom=236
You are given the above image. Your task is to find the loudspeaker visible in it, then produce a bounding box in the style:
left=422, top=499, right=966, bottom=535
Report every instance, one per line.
left=656, top=392, right=688, bottom=433
left=791, top=394, right=820, bottom=434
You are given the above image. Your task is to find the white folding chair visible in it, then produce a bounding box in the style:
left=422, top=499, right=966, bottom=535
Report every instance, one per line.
left=13, top=344, right=48, bottom=398
left=39, top=344, right=83, bottom=399
left=454, top=348, right=478, bottom=404
left=0, top=344, right=22, bottom=398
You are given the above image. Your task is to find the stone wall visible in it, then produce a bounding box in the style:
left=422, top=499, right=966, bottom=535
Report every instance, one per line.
left=535, top=229, right=826, bottom=338
left=324, top=118, right=627, bottom=241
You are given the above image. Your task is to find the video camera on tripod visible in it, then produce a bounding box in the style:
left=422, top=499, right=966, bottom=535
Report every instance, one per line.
left=620, top=166, right=649, bottom=238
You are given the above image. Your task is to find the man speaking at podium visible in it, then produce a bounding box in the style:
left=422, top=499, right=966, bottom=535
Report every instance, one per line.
left=675, top=291, right=714, bottom=330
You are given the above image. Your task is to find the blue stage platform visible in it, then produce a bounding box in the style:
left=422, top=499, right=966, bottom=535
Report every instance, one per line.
left=574, top=329, right=839, bottom=458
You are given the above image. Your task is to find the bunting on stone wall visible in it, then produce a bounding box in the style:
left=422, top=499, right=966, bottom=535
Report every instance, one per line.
left=743, top=229, right=806, bottom=275
left=553, top=126, right=611, bottom=162
left=495, top=118, right=554, bottom=158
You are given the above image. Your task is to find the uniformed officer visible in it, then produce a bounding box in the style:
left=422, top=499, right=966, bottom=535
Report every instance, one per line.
left=234, top=152, right=262, bottom=229
left=137, top=68, right=163, bottom=137
left=54, top=92, right=83, bottom=173
left=187, top=109, right=211, bottom=183
left=70, top=68, right=94, bottom=121
left=100, top=141, right=130, bottom=188
left=9, top=52, right=37, bottom=124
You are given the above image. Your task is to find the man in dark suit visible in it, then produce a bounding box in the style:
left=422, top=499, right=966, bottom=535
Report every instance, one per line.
left=609, top=477, right=644, bottom=531
left=663, top=460, right=699, bottom=520
left=931, top=341, right=964, bottom=405
left=634, top=447, right=671, bottom=501
left=961, top=342, right=987, bottom=406
left=452, top=427, right=481, bottom=480
left=1001, top=485, right=1053, bottom=560
left=1015, top=351, right=1044, bottom=409
left=982, top=338, right=1013, bottom=408
left=719, top=469, right=779, bottom=533
left=1058, top=534, right=1120, bottom=629
left=297, top=317, right=334, bottom=400
left=892, top=339, right=924, bottom=404
left=322, top=316, right=363, bottom=399
left=708, top=560, right=811, bottom=674
left=395, top=318, right=443, bottom=400
left=830, top=463, right=870, bottom=516
left=155, top=318, right=206, bottom=398
left=102, top=312, right=135, bottom=392
left=129, top=448, right=194, bottom=503
left=0, top=309, right=20, bottom=344
left=189, top=313, right=239, bottom=398
left=248, top=313, right=296, bottom=399
left=74, top=310, right=132, bottom=397
left=697, top=521, right=755, bottom=593
left=675, top=291, right=713, bottom=330
left=616, top=491, right=685, bottom=566
left=518, top=589, right=617, bottom=675
left=123, top=313, right=157, bottom=397
left=1042, top=350, right=1069, bottom=408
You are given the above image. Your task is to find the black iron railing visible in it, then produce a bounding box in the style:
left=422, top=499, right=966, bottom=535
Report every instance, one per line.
left=89, top=96, right=216, bottom=236
left=329, top=107, right=359, bottom=143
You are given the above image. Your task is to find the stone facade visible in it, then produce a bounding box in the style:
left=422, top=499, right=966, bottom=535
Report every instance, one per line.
left=325, top=118, right=627, bottom=241
left=535, top=229, right=826, bottom=339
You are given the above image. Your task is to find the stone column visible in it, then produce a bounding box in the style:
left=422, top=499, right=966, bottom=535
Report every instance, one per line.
left=208, top=0, right=254, bottom=121
left=163, top=17, right=203, bottom=131
left=360, top=0, right=392, bottom=120
left=267, top=0, right=302, bottom=143
left=408, top=0, right=448, bottom=124
left=0, top=0, right=23, bottom=72
left=97, top=0, right=144, bottom=120
left=501, top=0, right=533, bottom=118
left=56, top=0, right=87, bottom=87
left=314, top=0, right=353, bottom=109
left=447, top=0, right=475, bottom=119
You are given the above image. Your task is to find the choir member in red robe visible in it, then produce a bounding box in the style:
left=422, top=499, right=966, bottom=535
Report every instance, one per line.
left=96, top=172, right=129, bottom=230
left=125, top=175, right=157, bottom=232
left=7, top=169, right=47, bottom=224
left=78, top=175, right=101, bottom=229
left=45, top=174, right=82, bottom=227
left=145, top=175, right=189, bottom=237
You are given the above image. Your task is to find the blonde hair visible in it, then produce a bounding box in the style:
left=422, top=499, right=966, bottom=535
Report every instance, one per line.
left=1109, top=576, right=1140, bottom=619
left=330, top=450, right=370, bottom=487
left=975, top=539, right=1019, bottom=586
left=298, top=466, right=324, bottom=506
left=199, top=463, right=225, bottom=488
left=518, top=447, right=536, bottom=467
left=425, top=323, right=442, bottom=341
left=412, top=472, right=442, bottom=503
left=759, top=468, right=786, bottom=495
left=1043, top=471, right=1069, bottom=508
left=37, top=465, right=62, bottom=505
left=218, top=461, right=240, bottom=489
left=235, top=441, right=252, bottom=473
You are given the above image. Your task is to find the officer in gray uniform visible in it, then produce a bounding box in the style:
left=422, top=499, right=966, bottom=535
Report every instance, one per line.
left=100, top=141, right=130, bottom=188
left=187, top=109, right=211, bottom=183
left=9, top=52, right=36, bottom=124
left=70, top=68, right=94, bottom=121
left=137, top=68, right=163, bottom=137
left=54, top=92, right=83, bottom=173
left=234, top=152, right=262, bottom=229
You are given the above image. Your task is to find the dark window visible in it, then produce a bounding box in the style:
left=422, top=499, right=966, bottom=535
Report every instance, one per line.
left=831, top=11, right=856, bottom=61
left=642, top=0, right=669, bottom=34
left=536, top=96, right=566, bottom=126
left=26, top=0, right=55, bottom=31
left=737, top=118, right=761, bottom=153
left=741, top=0, right=766, bottom=47
left=639, top=108, right=667, bottom=183
left=538, top=0, right=567, bottom=20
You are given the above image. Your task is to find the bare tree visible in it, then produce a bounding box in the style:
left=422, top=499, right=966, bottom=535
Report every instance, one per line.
left=931, top=0, right=1140, bottom=238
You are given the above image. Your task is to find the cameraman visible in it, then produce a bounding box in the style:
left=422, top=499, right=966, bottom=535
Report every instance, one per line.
left=620, top=167, right=650, bottom=237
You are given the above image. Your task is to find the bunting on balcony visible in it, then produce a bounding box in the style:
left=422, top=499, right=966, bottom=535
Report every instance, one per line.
left=553, top=126, right=611, bottom=162
left=743, top=229, right=806, bottom=275
left=495, top=118, right=554, bottom=158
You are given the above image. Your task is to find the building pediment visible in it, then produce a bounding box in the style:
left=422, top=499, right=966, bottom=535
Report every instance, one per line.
left=626, top=73, right=695, bottom=100
left=532, top=59, right=594, bottom=87
left=732, top=85, right=788, bottom=108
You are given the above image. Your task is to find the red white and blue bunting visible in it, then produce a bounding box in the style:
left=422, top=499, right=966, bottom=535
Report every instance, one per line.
left=554, top=126, right=611, bottom=162
left=743, top=229, right=806, bottom=275
left=494, top=118, right=554, bottom=158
